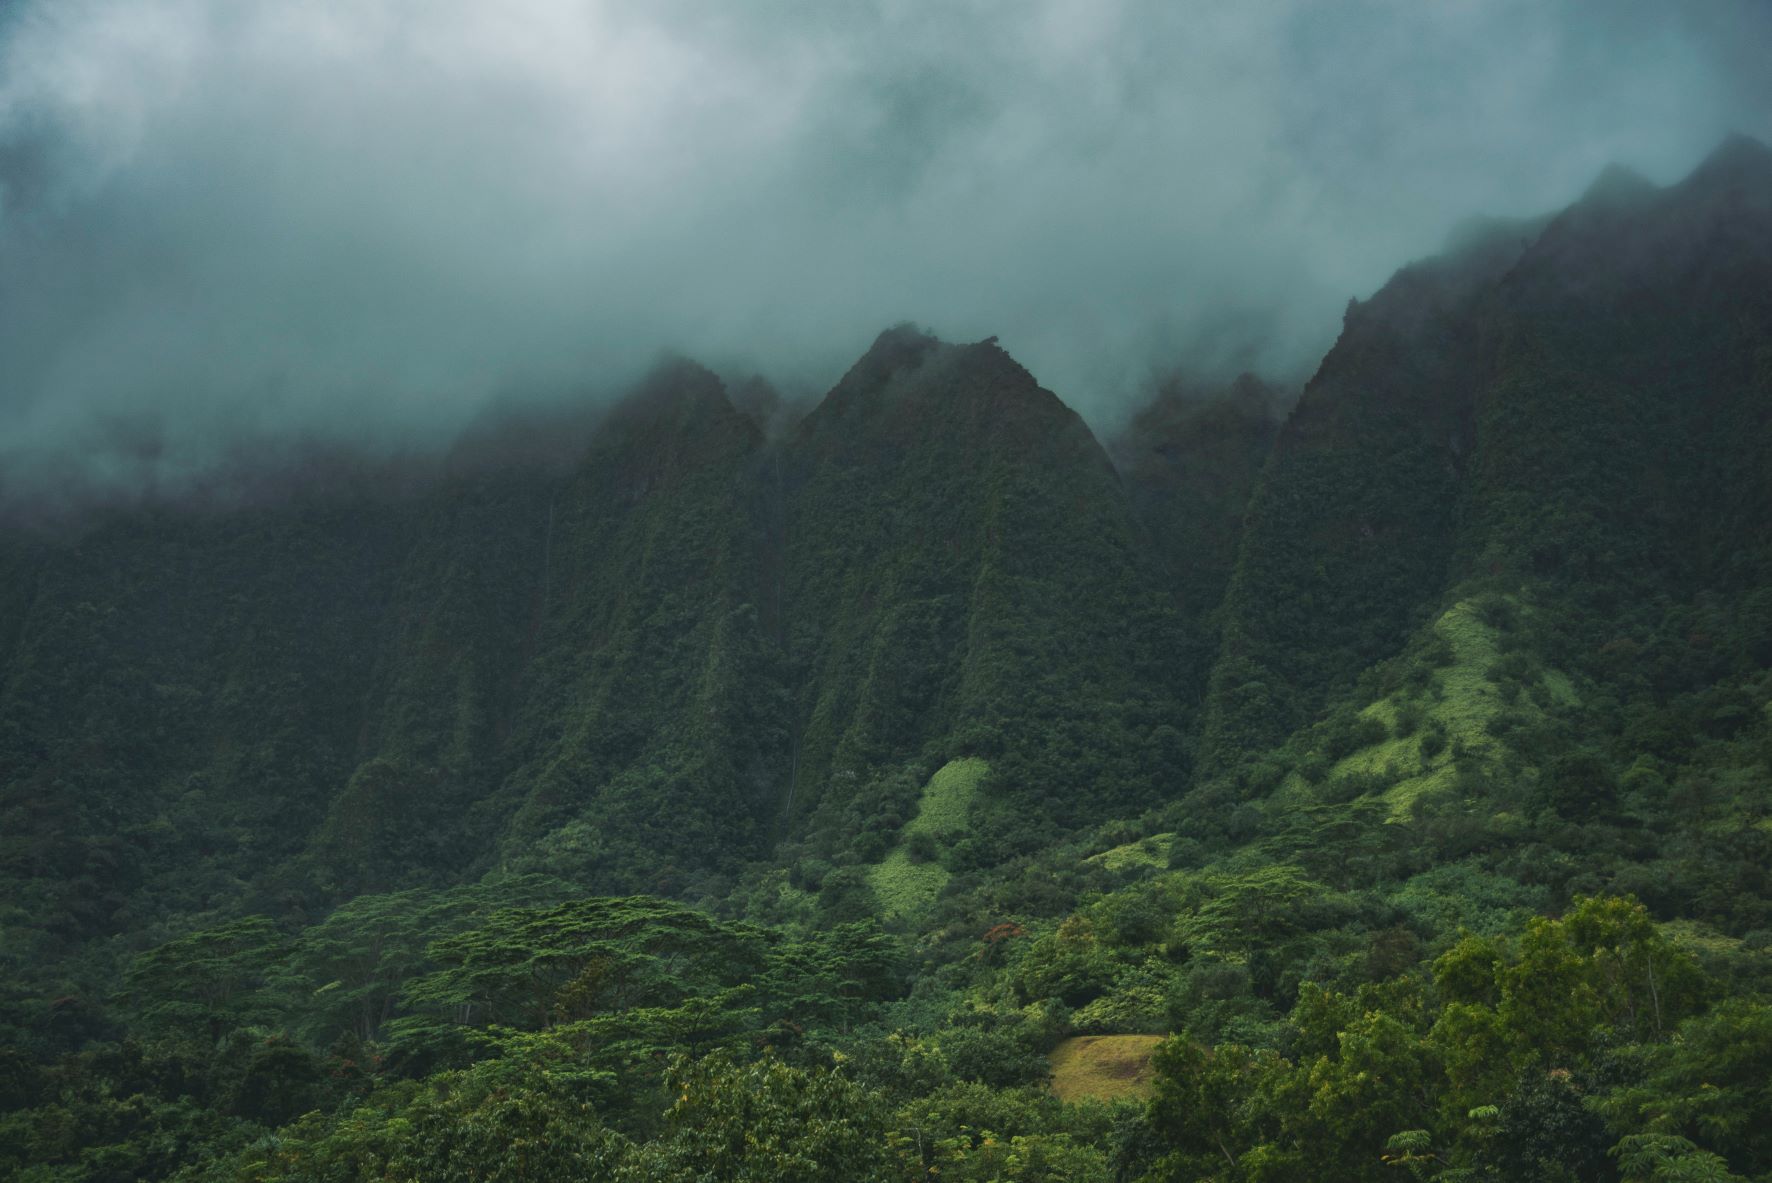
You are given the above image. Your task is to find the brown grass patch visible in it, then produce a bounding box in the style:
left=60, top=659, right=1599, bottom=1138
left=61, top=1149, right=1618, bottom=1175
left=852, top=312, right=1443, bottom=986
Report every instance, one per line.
left=1048, top=1034, right=1164, bottom=1103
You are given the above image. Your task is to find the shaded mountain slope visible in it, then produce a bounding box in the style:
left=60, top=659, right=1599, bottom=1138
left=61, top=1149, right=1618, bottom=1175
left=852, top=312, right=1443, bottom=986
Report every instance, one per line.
left=0, top=362, right=784, bottom=960
left=309, top=360, right=787, bottom=899
left=1201, top=135, right=1772, bottom=771
left=778, top=328, right=1190, bottom=864
left=0, top=333, right=1208, bottom=963
left=1111, top=373, right=1284, bottom=704
left=484, top=363, right=786, bottom=896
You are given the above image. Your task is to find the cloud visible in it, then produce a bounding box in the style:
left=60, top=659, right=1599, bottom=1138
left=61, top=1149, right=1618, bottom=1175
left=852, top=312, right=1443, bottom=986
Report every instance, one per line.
left=0, top=0, right=1767, bottom=490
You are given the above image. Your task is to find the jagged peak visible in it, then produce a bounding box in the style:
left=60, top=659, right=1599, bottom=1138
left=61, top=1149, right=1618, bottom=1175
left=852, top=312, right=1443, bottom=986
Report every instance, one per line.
left=1684, top=131, right=1772, bottom=190
left=843, top=325, right=1028, bottom=382
left=627, top=352, right=728, bottom=408
left=1578, top=162, right=1657, bottom=208
left=435, top=357, right=747, bottom=484
left=1498, top=131, right=1772, bottom=303
left=587, top=354, right=756, bottom=457
left=806, top=323, right=943, bottom=414
left=869, top=321, right=942, bottom=354
left=858, top=322, right=943, bottom=375
left=821, top=324, right=1014, bottom=409
left=793, top=324, right=1099, bottom=461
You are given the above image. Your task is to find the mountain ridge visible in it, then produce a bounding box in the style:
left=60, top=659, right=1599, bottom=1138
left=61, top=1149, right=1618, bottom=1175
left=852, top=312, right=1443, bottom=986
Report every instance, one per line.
left=7, top=134, right=1772, bottom=1182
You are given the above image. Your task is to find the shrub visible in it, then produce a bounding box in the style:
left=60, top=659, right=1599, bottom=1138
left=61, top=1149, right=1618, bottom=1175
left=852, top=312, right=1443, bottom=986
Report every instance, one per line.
left=1473, top=594, right=1517, bottom=631
left=1393, top=701, right=1424, bottom=738
left=1323, top=768, right=1392, bottom=804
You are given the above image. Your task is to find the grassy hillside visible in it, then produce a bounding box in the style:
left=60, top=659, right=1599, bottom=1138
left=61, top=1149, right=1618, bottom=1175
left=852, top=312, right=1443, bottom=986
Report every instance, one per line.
left=868, top=757, right=987, bottom=921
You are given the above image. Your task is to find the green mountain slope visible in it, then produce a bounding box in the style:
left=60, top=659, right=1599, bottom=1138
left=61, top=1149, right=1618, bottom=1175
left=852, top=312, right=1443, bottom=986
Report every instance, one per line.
left=0, top=363, right=784, bottom=959
left=309, top=360, right=789, bottom=899
left=777, top=328, right=1189, bottom=870
left=1111, top=373, right=1284, bottom=703
left=1201, top=134, right=1772, bottom=773
left=0, top=333, right=1201, bottom=965
left=6, top=136, right=1772, bottom=1183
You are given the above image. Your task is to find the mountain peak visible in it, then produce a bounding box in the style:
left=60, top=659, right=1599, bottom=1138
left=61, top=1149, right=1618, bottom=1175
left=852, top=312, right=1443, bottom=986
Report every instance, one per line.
left=793, top=325, right=1100, bottom=467
left=628, top=353, right=729, bottom=409
left=852, top=322, right=942, bottom=381
left=1673, top=133, right=1772, bottom=219
left=588, top=354, right=757, bottom=464
left=1687, top=131, right=1772, bottom=188
left=1579, top=162, right=1657, bottom=208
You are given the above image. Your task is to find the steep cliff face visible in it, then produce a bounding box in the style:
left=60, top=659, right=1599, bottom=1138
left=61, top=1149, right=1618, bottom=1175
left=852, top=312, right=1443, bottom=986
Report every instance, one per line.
left=1200, top=136, right=1772, bottom=771
left=310, top=360, right=786, bottom=899
left=1459, top=135, right=1772, bottom=603
left=0, top=333, right=1200, bottom=942
left=4, top=136, right=1769, bottom=966
left=481, top=363, right=785, bottom=896
left=777, top=329, right=1189, bottom=859
left=1111, top=373, right=1284, bottom=704
left=0, top=369, right=775, bottom=938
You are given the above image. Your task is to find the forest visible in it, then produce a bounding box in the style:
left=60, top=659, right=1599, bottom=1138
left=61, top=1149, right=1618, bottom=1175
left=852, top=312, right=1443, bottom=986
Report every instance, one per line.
left=2, top=137, right=1771, bottom=1181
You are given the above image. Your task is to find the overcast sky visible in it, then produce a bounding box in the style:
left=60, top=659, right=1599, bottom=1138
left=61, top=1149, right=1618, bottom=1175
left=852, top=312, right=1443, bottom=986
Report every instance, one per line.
left=1, top=0, right=1768, bottom=490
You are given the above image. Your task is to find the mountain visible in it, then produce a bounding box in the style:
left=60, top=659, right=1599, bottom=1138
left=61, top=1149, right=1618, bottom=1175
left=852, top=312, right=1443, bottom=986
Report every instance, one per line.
left=1200, top=133, right=1772, bottom=771
left=777, top=328, right=1188, bottom=868
left=0, top=331, right=1195, bottom=958
left=5, top=136, right=1772, bottom=1182
left=315, top=360, right=785, bottom=899
left=1111, top=372, right=1285, bottom=701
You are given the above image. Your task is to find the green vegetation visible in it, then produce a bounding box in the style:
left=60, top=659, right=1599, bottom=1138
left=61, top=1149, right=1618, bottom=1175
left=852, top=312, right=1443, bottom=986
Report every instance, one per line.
left=869, top=758, right=988, bottom=921
left=1276, top=596, right=1581, bottom=818
left=778, top=329, right=1189, bottom=865
left=1048, top=1034, right=1163, bottom=1103
left=1085, top=832, right=1177, bottom=873
left=4, top=138, right=1772, bottom=1179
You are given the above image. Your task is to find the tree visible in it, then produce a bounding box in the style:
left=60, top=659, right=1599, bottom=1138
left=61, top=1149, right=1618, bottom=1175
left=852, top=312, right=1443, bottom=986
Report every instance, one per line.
left=122, top=916, right=289, bottom=1042
left=617, top=1051, right=895, bottom=1183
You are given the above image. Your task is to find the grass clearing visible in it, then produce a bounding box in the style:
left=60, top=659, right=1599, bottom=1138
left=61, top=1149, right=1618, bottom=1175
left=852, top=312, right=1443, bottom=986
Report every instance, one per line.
left=1048, top=1034, right=1164, bottom=1103
left=868, top=758, right=987, bottom=920
left=1307, top=597, right=1578, bottom=818
left=1317, top=599, right=1503, bottom=817
left=1085, top=833, right=1176, bottom=872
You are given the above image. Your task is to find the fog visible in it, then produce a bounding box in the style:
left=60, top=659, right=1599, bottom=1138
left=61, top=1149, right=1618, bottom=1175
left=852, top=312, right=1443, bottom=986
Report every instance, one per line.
left=1, top=0, right=1767, bottom=494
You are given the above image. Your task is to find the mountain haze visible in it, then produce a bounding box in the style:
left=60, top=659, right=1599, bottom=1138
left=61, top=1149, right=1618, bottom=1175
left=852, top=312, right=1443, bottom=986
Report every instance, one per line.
left=6, top=137, right=1772, bottom=1181
left=0, top=329, right=1197, bottom=943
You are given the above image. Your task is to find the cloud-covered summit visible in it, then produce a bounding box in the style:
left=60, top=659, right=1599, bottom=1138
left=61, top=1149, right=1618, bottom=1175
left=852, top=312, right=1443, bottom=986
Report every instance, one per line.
left=1, top=0, right=1767, bottom=490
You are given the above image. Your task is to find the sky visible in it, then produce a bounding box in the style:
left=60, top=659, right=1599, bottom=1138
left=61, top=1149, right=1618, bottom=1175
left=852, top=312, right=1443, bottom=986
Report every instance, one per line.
left=0, top=0, right=1768, bottom=492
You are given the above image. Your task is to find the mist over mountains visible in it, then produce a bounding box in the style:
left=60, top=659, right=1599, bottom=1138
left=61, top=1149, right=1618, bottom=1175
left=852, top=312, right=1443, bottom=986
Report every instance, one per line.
left=2, top=0, right=1769, bottom=501
left=8, top=4, right=1772, bottom=1177
left=4, top=131, right=1768, bottom=903
left=3, top=42, right=1772, bottom=1175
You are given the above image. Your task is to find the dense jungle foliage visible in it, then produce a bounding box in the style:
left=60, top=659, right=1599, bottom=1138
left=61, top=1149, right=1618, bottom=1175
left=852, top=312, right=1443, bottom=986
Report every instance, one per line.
left=3, top=136, right=1772, bottom=1181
